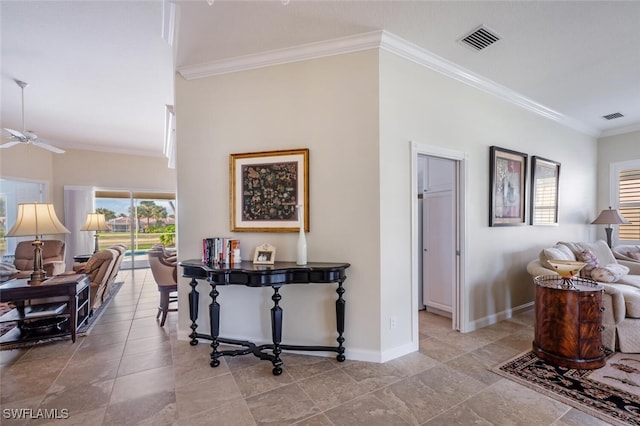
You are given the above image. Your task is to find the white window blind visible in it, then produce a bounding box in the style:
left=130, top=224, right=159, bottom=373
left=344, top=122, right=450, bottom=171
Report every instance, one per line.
left=619, top=168, right=640, bottom=241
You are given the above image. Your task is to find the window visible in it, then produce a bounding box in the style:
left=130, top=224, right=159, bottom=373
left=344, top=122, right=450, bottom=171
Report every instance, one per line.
left=619, top=168, right=640, bottom=242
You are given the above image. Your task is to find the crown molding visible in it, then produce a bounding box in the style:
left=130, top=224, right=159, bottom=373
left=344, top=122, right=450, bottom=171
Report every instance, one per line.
left=599, top=122, right=640, bottom=138
left=177, top=29, right=600, bottom=137
left=178, top=31, right=382, bottom=80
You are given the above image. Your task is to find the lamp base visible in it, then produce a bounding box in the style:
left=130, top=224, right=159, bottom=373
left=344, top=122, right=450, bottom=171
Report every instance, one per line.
left=28, top=239, right=47, bottom=285
left=28, top=269, right=47, bottom=285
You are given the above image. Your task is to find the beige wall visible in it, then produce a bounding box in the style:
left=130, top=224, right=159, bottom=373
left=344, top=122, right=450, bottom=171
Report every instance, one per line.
left=596, top=130, right=640, bottom=243
left=176, top=51, right=382, bottom=358
left=1, top=146, right=176, bottom=242
left=175, top=47, right=601, bottom=362
left=0, top=144, right=55, bottom=199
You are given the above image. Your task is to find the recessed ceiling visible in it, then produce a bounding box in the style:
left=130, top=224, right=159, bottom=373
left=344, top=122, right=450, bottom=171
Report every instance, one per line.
left=1, top=1, right=639, bottom=158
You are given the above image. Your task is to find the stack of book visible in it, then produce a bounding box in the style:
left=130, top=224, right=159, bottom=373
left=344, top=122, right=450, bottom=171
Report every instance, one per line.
left=202, top=238, right=240, bottom=265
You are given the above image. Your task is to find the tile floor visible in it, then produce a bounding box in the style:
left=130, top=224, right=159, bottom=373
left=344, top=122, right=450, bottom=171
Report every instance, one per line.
left=0, top=269, right=610, bottom=425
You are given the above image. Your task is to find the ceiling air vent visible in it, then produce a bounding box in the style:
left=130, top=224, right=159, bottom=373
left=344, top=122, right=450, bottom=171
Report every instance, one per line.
left=459, top=26, right=500, bottom=51
left=603, top=112, right=624, bottom=120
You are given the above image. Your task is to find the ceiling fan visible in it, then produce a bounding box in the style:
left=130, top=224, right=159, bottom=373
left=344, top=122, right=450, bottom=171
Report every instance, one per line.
left=1, top=79, right=65, bottom=154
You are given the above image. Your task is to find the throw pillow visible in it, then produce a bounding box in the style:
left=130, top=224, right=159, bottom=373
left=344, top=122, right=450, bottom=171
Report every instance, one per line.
left=591, top=263, right=630, bottom=283
left=576, top=249, right=599, bottom=278
left=0, top=263, right=18, bottom=277
left=540, top=245, right=576, bottom=270
left=628, top=251, right=640, bottom=261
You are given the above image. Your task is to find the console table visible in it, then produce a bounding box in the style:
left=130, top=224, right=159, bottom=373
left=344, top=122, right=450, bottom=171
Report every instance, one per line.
left=179, top=260, right=350, bottom=375
left=0, top=274, right=90, bottom=346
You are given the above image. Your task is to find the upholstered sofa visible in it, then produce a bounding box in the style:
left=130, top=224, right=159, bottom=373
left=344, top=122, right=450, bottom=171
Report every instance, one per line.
left=527, top=240, right=640, bottom=353
left=72, top=245, right=126, bottom=311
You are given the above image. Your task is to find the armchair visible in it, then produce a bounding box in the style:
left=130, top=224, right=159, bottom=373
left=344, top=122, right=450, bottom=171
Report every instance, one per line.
left=75, top=248, right=118, bottom=311
left=13, top=239, right=66, bottom=279
left=147, top=248, right=177, bottom=327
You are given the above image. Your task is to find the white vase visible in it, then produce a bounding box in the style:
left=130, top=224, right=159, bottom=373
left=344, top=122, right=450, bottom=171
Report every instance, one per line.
left=296, top=204, right=307, bottom=265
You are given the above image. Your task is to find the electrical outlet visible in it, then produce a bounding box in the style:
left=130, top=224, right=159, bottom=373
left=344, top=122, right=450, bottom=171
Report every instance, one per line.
left=390, top=316, right=397, bottom=329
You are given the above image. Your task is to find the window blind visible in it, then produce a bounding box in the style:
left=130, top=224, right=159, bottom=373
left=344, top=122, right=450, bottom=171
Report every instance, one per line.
left=619, top=169, right=640, bottom=241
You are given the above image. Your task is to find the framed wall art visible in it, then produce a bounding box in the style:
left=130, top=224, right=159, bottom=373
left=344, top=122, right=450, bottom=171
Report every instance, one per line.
left=230, top=148, right=309, bottom=232
left=530, top=156, right=560, bottom=226
left=489, top=146, right=528, bottom=226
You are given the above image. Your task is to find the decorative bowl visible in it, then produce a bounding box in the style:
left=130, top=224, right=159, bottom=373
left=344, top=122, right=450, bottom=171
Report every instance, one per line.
left=547, top=260, right=586, bottom=280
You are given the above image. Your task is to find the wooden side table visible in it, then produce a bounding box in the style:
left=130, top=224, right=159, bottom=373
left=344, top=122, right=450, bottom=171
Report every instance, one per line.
left=533, top=276, right=606, bottom=370
left=0, top=274, right=90, bottom=345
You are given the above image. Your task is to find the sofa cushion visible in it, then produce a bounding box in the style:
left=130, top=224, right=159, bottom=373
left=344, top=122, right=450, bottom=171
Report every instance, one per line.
left=560, top=240, right=617, bottom=267
left=591, top=263, right=630, bottom=283
left=611, top=282, right=640, bottom=318
left=630, top=252, right=640, bottom=261
left=576, top=249, right=599, bottom=278
left=539, top=244, right=576, bottom=270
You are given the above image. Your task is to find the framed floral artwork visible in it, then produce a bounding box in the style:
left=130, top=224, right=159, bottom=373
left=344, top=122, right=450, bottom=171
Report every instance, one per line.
left=489, top=146, right=528, bottom=226
left=230, top=148, right=309, bottom=232
left=530, top=156, right=560, bottom=226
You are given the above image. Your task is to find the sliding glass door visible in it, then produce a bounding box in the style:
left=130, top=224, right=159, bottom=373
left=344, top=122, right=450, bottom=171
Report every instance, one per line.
left=95, top=191, right=176, bottom=269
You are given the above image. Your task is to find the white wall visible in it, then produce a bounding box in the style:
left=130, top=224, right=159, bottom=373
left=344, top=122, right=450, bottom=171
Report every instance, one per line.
left=175, top=52, right=383, bottom=359
left=377, top=51, right=597, bottom=352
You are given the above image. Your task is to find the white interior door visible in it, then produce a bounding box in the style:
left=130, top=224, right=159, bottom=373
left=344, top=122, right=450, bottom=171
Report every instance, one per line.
left=421, top=157, right=455, bottom=314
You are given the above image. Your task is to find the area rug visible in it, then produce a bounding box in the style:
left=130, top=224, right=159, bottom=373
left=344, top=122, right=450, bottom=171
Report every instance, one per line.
left=494, top=351, right=640, bottom=426
left=0, top=280, right=124, bottom=350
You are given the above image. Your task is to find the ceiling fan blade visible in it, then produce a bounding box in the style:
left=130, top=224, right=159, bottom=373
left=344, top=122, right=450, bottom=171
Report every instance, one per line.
left=0, top=140, right=23, bottom=149
left=33, top=140, right=65, bottom=154
left=4, top=128, right=26, bottom=139
left=24, top=130, right=38, bottom=140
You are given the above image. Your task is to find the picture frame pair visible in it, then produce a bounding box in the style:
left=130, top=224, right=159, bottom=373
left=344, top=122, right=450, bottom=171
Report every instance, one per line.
left=489, top=146, right=561, bottom=227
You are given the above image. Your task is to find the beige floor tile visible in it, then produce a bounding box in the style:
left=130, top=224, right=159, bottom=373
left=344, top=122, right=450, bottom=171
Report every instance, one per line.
left=245, top=383, right=321, bottom=424
left=0, top=270, right=610, bottom=426
left=323, top=394, right=407, bottom=425
left=177, top=399, right=256, bottom=426
left=175, top=372, right=242, bottom=418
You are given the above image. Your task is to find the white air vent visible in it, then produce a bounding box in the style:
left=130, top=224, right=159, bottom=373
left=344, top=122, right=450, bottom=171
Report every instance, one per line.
left=603, top=112, right=624, bottom=120
left=459, top=26, right=500, bottom=51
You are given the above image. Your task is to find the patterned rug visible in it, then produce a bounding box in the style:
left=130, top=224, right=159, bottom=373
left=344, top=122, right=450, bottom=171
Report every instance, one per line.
left=494, top=351, right=640, bottom=426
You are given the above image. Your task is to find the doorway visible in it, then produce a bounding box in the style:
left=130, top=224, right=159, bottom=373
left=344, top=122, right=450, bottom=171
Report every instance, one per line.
left=411, top=142, right=467, bottom=338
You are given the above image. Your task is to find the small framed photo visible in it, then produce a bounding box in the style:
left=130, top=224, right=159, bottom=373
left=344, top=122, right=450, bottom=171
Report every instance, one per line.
left=489, top=146, right=528, bottom=226
left=230, top=148, right=309, bottom=232
left=253, top=243, right=276, bottom=265
left=530, top=156, right=560, bottom=226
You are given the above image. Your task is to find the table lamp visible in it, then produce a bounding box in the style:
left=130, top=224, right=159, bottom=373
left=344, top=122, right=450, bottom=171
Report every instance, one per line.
left=6, top=203, right=70, bottom=285
left=591, top=206, right=630, bottom=247
left=80, top=213, right=111, bottom=254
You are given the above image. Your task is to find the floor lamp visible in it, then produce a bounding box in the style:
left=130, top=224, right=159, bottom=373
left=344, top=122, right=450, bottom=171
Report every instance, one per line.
left=6, top=203, right=70, bottom=285
left=591, top=206, right=630, bottom=247
left=81, top=213, right=111, bottom=254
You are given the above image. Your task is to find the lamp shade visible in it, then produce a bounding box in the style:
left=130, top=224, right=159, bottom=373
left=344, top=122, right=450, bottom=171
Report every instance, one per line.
left=591, top=207, right=630, bottom=225
left=6, top=203, right=70, bottom=237
left=80, top=213, right=111, bottom=232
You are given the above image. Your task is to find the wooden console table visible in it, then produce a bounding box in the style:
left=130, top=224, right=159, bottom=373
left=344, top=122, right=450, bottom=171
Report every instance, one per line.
left=0, top=274, right=90, bottom=346
left=533, top=276, right=606, bottom=370
left=179, top=260, right=350, bottom=375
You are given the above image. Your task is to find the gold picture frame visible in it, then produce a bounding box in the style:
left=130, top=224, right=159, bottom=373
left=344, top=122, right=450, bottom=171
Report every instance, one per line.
left=230, top=148, right=309, bottom=232
left=253, top=243, right=276, bottom=265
